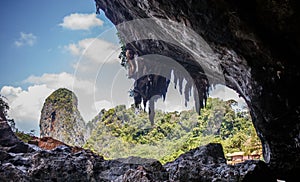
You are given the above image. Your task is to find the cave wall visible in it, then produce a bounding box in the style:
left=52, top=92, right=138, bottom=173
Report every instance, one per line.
left=95, top=0, right=300, bottom=180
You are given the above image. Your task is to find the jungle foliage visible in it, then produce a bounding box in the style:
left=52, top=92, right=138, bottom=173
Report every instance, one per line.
left=83, top=97, right=261, bottom=164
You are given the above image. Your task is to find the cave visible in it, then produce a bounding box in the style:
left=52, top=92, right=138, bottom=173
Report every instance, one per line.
left=95, top=0, right=300, bottom=180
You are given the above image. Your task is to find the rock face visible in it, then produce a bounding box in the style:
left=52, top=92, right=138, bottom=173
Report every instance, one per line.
left=164, top=143, right=273, bottom=182
left=95, top=0, right=300, bottom=180
left=39, top=88, right=86, bottom=146
left=0, top=110, right=33, bottom=154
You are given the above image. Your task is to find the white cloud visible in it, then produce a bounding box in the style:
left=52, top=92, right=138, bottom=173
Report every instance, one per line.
left=65, top=38, right=119, bottom=64
left=15, top=32, right=37, bottom=47
left=67, top=43, right=80, bottom=55
left=26, top=72, right=74, bottom=88
left=1, top=85, right=53, bottom=133
left=25, top=72, right=95, bottom=95
left=59, top=13, right=103, bottom=30
left=154, top=81, right=195, bottom=112
left=95, top=100, right=113, bottom=111
left=0, top=86, right=23, bottom=101
left=209, top=84, right=246, bottom=107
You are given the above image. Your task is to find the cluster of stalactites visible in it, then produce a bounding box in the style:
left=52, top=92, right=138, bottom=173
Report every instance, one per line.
left=173, top=68, right=209, bottom=114
left=123, top=49, right=209, bottom=124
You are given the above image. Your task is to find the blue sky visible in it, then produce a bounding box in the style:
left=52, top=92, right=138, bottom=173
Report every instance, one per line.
left=0, top=0, right=115, bottom=88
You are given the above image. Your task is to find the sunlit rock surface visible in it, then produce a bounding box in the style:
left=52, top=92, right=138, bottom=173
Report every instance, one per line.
left=95, top=0, right=300, bottom=180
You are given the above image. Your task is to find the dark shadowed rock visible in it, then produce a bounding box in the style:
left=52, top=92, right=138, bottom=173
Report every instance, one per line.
left=0, top=163, right=30, bottom=182
left=236, top=160, right=275, bottom=182
left=0, top=113, right=33, bottom=153
left=164, top=143, right=274, bottom=181
left=164, top=143, right=231, bottom=181
left=1, top=143, right=168, bottom=181
left=99, top=156, right=168, bottom=181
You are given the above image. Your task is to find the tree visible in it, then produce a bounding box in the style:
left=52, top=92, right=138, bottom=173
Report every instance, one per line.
left=83, top=98, right=262, bottom=163
left=0, top=95, right=17, bottom=132
left=0, top=94, right=9, bottom=119
left=8, top=119, right=16, bottom=132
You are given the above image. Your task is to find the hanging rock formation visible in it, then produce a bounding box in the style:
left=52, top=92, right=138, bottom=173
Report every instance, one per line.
left=39, top=88, right=86, bottom=146
left=95, top=0, right=300, bottom=180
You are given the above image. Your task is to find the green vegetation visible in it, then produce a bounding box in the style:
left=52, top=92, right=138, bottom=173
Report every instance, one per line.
left=45, top=88, right=78, bottom=112
left=117, top=32, right=127, bottom=68
left=84, top=98, right=262, bottom=164
left=15, top=130, right=36, bottom=143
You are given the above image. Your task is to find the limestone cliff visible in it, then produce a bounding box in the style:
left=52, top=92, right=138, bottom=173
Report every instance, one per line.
left=39, top=88, right=86, bottom=146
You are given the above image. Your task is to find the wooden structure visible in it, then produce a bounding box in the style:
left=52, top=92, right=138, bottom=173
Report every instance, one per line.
left=226, top=151, right=261, bottom=165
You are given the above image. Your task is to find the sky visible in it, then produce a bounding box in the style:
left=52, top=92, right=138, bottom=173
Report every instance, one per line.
left=0, top=0, right=246, bottom=135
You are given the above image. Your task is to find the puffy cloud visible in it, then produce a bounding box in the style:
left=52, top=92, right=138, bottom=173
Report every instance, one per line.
left=67, top=43, right=80, bottom=55
left=15, top=32, right=37, bottom=47
left=95, top=100, right=113, bottom=111
left=25, top=72, right=95, bottom=94
left=0, top=86, right=23, bottom=101
left=209, top=84, right=246, bottom=107
left=65, top=38, right=119, bottom=64
left=25, top=72, right=74, bottom=89
left=59, top=13, right=103, bottom=30
left=1, top=85, right=53, bottom=134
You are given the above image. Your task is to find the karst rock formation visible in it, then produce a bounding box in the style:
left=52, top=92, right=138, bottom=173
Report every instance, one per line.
left=39, top=88, right=86, bottom=146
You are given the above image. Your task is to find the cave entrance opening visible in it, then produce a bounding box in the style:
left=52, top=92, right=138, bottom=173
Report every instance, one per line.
left=84, top=47, right=263, bottom=163
left=75, top=12, right=263, bottom=164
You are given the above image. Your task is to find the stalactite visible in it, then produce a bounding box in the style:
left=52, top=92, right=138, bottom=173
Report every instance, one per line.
left=178, top=72, right=184, bottom=95
left=123, top=47, right=209, bottom=125
left=173, top=70, right=178, bottom=89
